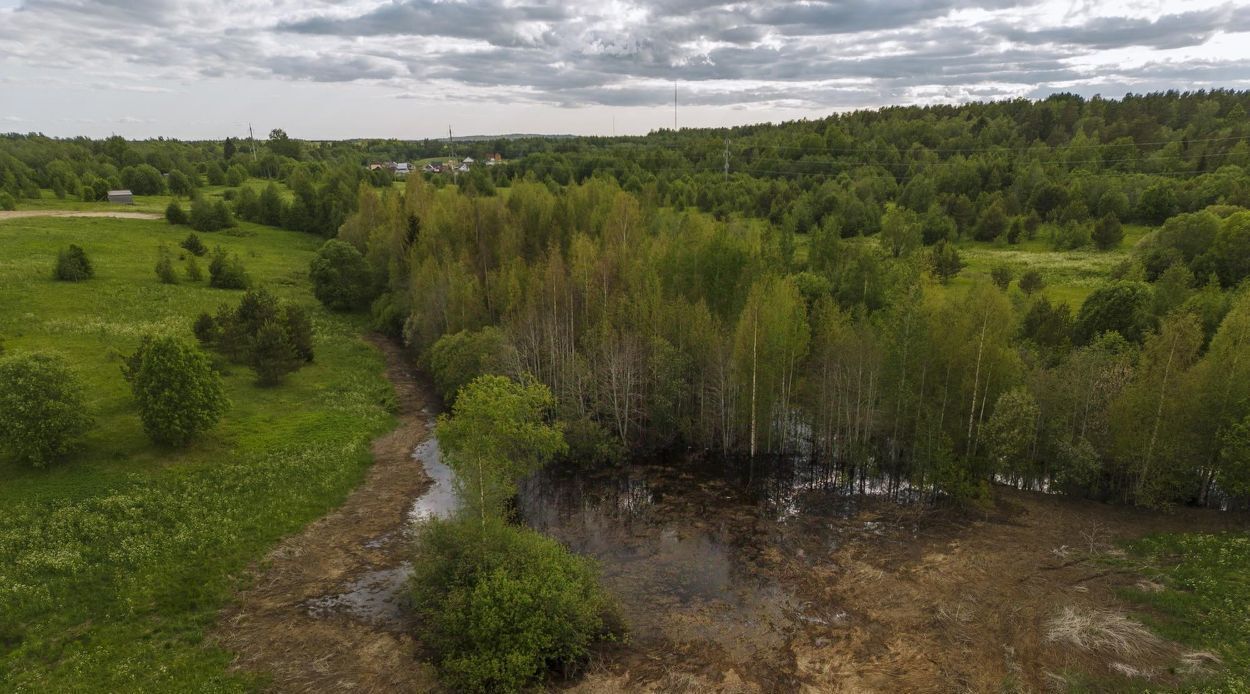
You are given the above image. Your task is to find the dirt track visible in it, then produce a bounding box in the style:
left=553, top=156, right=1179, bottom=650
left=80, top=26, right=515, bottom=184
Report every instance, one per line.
left=213, top=335, right=440, bottom=692
left=0, top=210, right=162, bottom=221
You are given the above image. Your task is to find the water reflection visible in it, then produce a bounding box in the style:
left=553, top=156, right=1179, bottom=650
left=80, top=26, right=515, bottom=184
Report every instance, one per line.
left=407, top=434, right=460, bottom=523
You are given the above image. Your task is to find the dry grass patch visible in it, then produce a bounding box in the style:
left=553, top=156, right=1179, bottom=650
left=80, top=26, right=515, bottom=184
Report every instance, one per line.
left=1045, top=605, right=1163, bottom=659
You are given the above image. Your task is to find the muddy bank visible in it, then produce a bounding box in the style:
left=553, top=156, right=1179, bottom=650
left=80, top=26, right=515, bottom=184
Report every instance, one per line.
left=213, top=335, right=440, bottom=692
left=543, top=460, right=1244, bottom=693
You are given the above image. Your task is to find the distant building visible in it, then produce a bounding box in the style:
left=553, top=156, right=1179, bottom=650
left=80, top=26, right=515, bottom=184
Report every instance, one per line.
left=107, top=190, right=134, bottom=205
left=462, top=156, right=475, bottom=165
left=394, top=162, right=411, bottom=176
left=485, top=153, right=503, bottom=166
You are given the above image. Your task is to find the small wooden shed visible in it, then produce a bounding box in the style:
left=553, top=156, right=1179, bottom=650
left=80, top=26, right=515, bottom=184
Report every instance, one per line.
left=107, top=189, right=134, bottom=205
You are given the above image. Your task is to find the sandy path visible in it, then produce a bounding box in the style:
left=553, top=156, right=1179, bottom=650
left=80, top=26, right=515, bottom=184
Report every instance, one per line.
left=0, top=210, right=162, bottom=221
left=213, top=335, right=440, bottom=692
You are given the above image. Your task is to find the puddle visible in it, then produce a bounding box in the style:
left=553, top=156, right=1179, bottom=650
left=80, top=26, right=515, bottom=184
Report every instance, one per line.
left=306, top=421, right=458, bottom=626
left=305, top=563, right=413, bottom=629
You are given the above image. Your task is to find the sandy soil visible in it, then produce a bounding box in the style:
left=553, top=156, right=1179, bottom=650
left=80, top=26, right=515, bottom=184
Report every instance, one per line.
left=0, top=210, right=162, bottom=221
left=212, top=335, right=440, bottom=692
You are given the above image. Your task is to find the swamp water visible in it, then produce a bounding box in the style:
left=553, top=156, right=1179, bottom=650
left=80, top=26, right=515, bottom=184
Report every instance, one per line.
left=308, top=424, right=914, bottom=685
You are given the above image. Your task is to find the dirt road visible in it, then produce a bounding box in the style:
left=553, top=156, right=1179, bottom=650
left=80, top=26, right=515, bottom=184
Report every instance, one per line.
left=213, top=336, right=440, bottom=692
left=0, top=210, right=162, bottom=221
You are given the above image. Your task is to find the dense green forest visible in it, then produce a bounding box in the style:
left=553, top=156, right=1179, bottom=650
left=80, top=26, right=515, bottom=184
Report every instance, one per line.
left=4, top=90, right=1250, bottom=511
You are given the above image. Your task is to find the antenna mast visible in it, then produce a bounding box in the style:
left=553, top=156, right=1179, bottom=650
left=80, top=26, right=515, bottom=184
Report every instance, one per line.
left=248, top=123, right=258, bottom=162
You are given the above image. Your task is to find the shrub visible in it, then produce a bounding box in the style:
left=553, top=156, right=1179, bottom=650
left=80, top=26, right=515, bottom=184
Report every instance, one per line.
left=1053, top=221, right=1091, bottom=250
left=180, top=232, right=207, bottom=256
left=167, top=170, right=195, bottom=198
left=561, top=418, right=625, bottom=468
left=411, top=517, right=617, bottom=693
left=192, top=312, right=219, bottom=345
left=309, top=239, right=377, bottom=310
left=165, top=201, right=188, bottom=225
left=122, top=336, right=227, bottom=446
left=208, top=247, right=250, bottom=289
left=426, top=327, right=515, bottom=404
left=190, top=196, right=236, bottom=232
left=54, top=244, right=94, bottom=281
left=1018, top=269, right=1045, bottom=294
left=0, top=352, right=93, bottom=466
left=120, top=163, right=165, bottom=195
left=989, top=264, right=1012, bottom=290
left=0, top=191, right=15, bottom=210
left=248, top=321, right=302, bottom=386
left=1092, top=213, right=1124, bottom=250
left=185, top=256, right=203, bottom=282
left=155, top=247, right=178, bottom=284
left=929, top=240, right=963, bottom=283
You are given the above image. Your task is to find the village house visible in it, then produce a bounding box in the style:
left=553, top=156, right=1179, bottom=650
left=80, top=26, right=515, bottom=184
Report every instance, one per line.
left=107, top=189, right=134, bottom=204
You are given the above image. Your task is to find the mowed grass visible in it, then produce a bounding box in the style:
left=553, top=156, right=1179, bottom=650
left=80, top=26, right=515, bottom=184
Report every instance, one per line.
left=0, top=216, right=396, bottom=691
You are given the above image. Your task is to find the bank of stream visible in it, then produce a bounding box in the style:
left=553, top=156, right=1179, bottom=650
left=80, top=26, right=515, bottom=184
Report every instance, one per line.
left=219, top=339, right=1243, bottom=692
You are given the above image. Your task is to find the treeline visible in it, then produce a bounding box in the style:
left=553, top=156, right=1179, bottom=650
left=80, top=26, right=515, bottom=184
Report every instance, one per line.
left=318, top=173, right=1250, bottom=509
left=503, top=91, right=1250, bottom=242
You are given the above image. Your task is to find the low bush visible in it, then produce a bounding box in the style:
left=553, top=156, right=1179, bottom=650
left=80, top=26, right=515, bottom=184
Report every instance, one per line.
left=411, top=517, right=618, bottom=693
left=1018, top=269, right=1045, bottom=295
left=185, top=256, right=203, bottom=282
left=54, top=244, right=94, bottom=281
left=190, top=196, right=235, bottom=232
left=308, top=239, right=377, bottom=311
left=0, top=191, right=15, bottom=210
left=0, top=352, right=93, bottom=466
left=180, top=233, right=207, bottom=256
left=200, top=288, right=314, bottom=385
left=165, top=201, right=188, bottom=225
left=426, top=327, right=515, bottom=404
left=155, top=247, right=178, bottom=284
left=208, top=247, right=250, bottom=289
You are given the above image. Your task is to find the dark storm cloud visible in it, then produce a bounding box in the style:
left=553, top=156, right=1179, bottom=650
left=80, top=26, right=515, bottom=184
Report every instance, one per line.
left=281, top=0, right=568, bottom=47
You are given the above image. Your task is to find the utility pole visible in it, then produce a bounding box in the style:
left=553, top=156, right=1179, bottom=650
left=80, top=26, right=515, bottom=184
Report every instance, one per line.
left=723, top=137, right=730, bottom=181
left=247, top=123, right=258, bottom=162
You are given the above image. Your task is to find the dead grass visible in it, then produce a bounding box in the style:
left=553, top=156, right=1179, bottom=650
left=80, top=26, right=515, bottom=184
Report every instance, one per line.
left=1044, top=605, right=1162, bottom=659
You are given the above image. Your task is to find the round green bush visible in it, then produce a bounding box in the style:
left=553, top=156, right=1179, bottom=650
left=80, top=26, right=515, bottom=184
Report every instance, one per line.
left=0, top=352, right=93, bottom=466
left=308, top=239, right=376, bottom=311
left=411, top=517, right=618, bottom=693
left=122, top=336, right=227, bottom=446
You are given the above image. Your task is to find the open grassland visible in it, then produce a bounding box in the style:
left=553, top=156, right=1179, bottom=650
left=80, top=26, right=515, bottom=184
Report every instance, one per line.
left=0, top=216, right=395, bottom=691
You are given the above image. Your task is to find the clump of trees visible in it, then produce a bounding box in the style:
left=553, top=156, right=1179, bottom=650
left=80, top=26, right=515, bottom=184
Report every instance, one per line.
left=122, top=335, right=227, bottom=446
left=53, top=244, right=94, bottom=281
left=165, top=201, right=188, bottom=225
left=208, top=247, right=250, bottom=289
left=194, top=287, right=314, bottom=385
left=189, top=195, right=235, bottom=232
left=0, top=352, right=93, bottom=466
left=411, top=375, right=617, bottom=692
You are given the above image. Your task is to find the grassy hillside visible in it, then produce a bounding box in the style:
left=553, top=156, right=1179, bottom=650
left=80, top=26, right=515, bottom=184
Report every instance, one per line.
left=0, top=216, right=395, bottom=691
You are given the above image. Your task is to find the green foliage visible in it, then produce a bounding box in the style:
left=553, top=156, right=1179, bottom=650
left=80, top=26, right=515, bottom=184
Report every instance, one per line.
left=0, top=352, right=93, bottom=467
left=155, top=246, right=178, bottom=284
left=165, top=200, right=188, bottom=225
left=989, top=264, right=1012, bottom=290
left=225, top=163, right=248, bottom=187
left=180, top=232, right=207, bottom=257
left=53, top=243, right=94, bottom=281
left=189, top=195, right=236, bottom=232
left=185, top=256, right=203, bottom=282
left=167, top=169, right=195, bottom=198
left=437, top=376, right=566, bottom=522
left=426, top=327, right=515, bottom=404
left=1074, top=281, right=1154, bottom=344
left=207, top=287, right=314, bottom=385
left=1017, top=269, right=1044, bottom=294
left=207, top=246, right=250, bottom=290
left=121, top=163, right=165, bottom=195
left=410, top=517, right=616, bottom=694
left=1137, top=181, right=1179, bottom=224
left=0, top=191, right=15, bottom=210
left=308, top=239, right=377, bottom=311
left=1091, top=213, right=1124, bottom=250
left=878, top=203, right=922, bottom=257
left=929, top=239, right=963, bottom=282
left=121, top=336, right=227, bottom=446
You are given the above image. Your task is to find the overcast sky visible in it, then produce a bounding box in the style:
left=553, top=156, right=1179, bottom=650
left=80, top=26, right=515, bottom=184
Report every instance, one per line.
left=2, top=0, right=1249, bottom=140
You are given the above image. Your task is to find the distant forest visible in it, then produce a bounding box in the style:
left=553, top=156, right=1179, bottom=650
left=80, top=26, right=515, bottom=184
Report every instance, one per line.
left=4, top=90, right=1250, bottom=509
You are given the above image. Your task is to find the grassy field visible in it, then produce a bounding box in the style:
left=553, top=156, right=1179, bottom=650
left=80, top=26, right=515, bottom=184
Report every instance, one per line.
left=1121, top=532, right=1250, bottom=692
left=0, top=215, right=395, bottom=691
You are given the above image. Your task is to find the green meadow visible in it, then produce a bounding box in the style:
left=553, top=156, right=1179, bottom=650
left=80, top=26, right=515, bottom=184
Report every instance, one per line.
left=0, top=215, right=395, bottom=691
